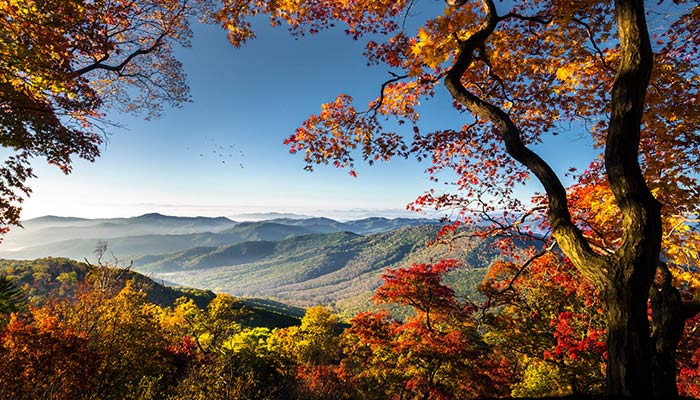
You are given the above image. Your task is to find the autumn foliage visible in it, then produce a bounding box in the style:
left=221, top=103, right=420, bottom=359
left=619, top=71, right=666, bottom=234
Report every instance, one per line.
left=3, top=0, right=700, bottom=397
left=219, top=0, right=700, bottom=397
left=3, top=252, right=700, bottom=398
left=481, top=253, right=607, bottom=396
left=340, top=260, right=511, bottom=399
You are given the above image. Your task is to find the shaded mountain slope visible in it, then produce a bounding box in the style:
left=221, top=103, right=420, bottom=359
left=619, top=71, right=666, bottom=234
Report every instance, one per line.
left=135, top=226, right=512, bottom=316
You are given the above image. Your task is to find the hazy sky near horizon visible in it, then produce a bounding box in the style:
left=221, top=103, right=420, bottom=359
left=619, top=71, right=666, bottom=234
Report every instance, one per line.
left=20, top=3, right=598, bottom=221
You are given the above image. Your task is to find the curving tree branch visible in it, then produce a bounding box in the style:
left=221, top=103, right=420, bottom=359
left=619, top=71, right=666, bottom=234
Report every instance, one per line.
left=443, top=0, right=608, bottom=285
left=72, top=32, right=168, bottom=76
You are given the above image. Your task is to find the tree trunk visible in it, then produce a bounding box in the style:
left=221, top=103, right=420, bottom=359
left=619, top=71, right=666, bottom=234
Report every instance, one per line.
left=650, top=263, right=700, bottom=399
left=604, top=267, right=654, bottom=399
left=650, top=281, right=682, bottom=399
left=602, top=0, right=658, bottom=396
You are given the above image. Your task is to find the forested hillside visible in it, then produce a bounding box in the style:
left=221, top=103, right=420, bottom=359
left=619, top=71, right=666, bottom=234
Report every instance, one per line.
left=133, top=225, right=510, bottom=314
left=0, top=258, right=302, bottom=328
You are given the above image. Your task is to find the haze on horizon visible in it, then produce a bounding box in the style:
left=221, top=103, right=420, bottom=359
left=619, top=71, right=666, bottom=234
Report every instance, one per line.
left=18, top=207, right=437, bottom=223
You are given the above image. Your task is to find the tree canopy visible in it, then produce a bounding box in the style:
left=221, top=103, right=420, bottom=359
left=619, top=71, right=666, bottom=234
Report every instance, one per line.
left=0, top=0, right=213, bottom=230
left=214, top=0, right=700, bottom=397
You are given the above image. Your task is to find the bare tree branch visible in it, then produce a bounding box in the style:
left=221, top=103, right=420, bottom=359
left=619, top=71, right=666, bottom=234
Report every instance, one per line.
left=72, top=31, right=168, bottom=76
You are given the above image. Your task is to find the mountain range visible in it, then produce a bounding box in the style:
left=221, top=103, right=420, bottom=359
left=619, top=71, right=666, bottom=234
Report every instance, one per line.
left=0, top=213, right=524, bottom=315
left=2, top=213, right=236, bottom=251
left=0, top=213, right=438, bottom=260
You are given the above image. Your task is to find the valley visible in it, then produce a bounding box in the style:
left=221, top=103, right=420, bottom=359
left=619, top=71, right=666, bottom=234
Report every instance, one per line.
left=0, top=213, right=512, bottom=315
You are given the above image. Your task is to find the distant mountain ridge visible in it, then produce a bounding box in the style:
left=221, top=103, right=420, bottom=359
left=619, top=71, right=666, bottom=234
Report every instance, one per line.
left=22, top=212, right=236, bottom=228
left=267, top=216, right=437, bottom=235
left=229, top=212, right=312, bottom=221
left=4, top=213, right=238, bottom=251
left=0, top=213, right=439, bottom=260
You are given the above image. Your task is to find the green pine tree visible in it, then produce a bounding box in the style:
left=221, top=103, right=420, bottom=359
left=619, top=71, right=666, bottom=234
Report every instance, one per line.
left=0, top=275, right=26, bottom=314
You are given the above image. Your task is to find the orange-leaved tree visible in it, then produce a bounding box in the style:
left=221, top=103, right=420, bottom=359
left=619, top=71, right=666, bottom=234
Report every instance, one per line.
left=215, top=0, right=699, bottom=398
left=0, top=0, right=215, bottom=231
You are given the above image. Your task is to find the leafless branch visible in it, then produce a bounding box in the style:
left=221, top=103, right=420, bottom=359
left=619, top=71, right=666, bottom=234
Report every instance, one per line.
left=571, top=17, right=616, bottom=73
left=73, top=31, right=168, bottom=76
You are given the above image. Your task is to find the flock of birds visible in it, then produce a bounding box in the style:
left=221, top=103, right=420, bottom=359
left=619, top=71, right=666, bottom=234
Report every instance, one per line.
left=186, top=138, right=245, bottom=168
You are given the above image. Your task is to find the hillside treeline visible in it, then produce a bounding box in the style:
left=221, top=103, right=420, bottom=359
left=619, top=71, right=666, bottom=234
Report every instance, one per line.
left=1, top=256, right=699, bottom=399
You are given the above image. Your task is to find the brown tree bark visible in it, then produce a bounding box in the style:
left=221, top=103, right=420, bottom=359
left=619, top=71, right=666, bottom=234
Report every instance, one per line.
left=650, top=264, right=684, bottom=399
left=650, top=263, right=700, bottom=398
left=602, top=266, right=655, bottom=399
left=602, top=0, right=658, bottom=396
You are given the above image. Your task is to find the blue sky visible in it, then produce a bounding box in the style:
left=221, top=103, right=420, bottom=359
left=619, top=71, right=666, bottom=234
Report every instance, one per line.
left=21, top=5, right=598, bottom=221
